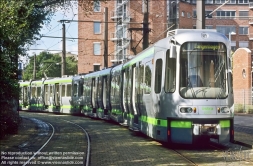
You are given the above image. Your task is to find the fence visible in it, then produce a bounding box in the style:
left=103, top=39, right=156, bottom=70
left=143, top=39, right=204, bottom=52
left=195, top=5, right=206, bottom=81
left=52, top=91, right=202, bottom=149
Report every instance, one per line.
left=234, top=89, right=253, bottom=113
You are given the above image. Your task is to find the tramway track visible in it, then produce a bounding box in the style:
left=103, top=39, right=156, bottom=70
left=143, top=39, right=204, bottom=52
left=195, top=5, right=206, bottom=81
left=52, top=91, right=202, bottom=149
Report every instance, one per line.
left=234, top=124, right=253, bottom=135
left=62, top=119, right=91, bottom=166
left=22, top=118, right=55, bottom=166
left=171, top=148, right=198, bottom=166
left=20, top=114, right=90, bottom=166
left=209, top=140, right=253, bottom=163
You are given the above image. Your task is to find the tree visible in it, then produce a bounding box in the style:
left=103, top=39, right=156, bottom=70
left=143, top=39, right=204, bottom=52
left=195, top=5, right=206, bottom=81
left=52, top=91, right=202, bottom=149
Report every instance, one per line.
left=0, top=0, right=101, bottom=138
left=22, top=52, right=77, bottom=80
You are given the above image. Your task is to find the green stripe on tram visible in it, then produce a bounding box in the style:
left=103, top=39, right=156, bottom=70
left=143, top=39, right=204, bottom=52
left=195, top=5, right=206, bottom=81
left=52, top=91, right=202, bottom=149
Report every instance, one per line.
left=140, top=116, right=167, bottom=127
left=127, top=114, right=168, bottom=127
left=123, top=47, right=154, bottom=69
left=47, top=105, right=76, bottom=109
left=220, top=120, right=230, bottom=128
left=111, top=109, right=122, bottom=115
left=44, top=79, right=72, bottom=84
left=170, top=121, right=192, bottom=128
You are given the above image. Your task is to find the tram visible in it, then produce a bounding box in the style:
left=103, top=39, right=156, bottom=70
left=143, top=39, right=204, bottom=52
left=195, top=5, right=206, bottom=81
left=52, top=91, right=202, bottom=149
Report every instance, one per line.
left=19, top=29, right=234, bottom=144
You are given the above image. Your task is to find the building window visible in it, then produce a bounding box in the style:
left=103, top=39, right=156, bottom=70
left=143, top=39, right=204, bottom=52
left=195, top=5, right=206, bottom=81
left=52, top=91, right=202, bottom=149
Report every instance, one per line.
left=231, top=41, right=236, bottom=52
left=239, top=41, right=248, bottom=48
left=215, top=0, right=226, bottom=4
left=181, top=11, right=185, bottom=17
left=94, top=0, right=101, bottom=12
left=238, top=0, right=249, bottom=4
left=228, top=0, right=236, bottom=4
left=216, top=26, right=236, bottom=35
left=239, top=26, right=248, bottom=35
left=205, top=0, right=213, bottom=4
left=205, top=25, right=213, bottom=29
left=215, top=0, right=236, bottom=3
left=93, top=43, right=101, bottom=55
left=216, top=11, right=235, bottom=19
left=193, top=10, right=197, bottom=18
left=187, top=12, right=191, bottom=18
left=205, top=11, right=212, bottom=19
left=93, top=64, right=100, bottom=71
left=94, top=22, right=101, bottom=34
left=239, top=11, right=248, bottom=20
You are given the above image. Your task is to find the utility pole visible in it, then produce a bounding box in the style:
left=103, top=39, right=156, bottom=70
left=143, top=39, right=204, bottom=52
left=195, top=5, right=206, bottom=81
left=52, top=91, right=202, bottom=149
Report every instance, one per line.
left=142, top=0, right=149, bottom=50
left=62, top=22, right=66, bottom=76
left=196, top=0, right=205, bottom=29
left=104, top=7, right=108, bottom=68
left=33, top=53, right=36, bottom=80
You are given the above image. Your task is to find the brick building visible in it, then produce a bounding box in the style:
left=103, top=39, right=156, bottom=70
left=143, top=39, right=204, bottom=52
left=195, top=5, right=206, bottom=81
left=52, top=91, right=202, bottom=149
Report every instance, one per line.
left=78, top=0, right=252, bottom=73
left=78, top=0, right=168, bottom=74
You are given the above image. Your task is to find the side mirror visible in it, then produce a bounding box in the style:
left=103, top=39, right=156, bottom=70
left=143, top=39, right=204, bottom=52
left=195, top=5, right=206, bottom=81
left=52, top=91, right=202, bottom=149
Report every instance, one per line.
left=170, top=45, right=177, bottom=58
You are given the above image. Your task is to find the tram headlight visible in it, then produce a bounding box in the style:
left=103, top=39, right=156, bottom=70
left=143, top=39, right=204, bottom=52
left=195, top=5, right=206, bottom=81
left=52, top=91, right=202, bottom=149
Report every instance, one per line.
left=221, top=107, right=230, bottom=113
left=180, top=107, right=193, bottom=113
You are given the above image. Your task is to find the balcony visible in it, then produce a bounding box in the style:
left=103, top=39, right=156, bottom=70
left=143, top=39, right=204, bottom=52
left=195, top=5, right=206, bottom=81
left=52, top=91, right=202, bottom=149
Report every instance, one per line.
left=249, top=33, right=253, bottom=40
left=249, top=2, right=253, bottom=9
left=110, top=11, right=122, bottom=19
left=250, top=18, right=253, bottom=24
left=110, top=32, right=131, bottom=41
left=110, top=54, right=134, bottom=63
left=110, top=32, right=121, bottom=41
left=110, top=55, right=125, bottom=63
left=111, top=10, right=132, bottom=22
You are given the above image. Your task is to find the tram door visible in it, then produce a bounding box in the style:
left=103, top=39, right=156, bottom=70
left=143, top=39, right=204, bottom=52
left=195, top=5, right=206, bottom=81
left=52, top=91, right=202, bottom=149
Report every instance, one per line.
left=122, top=69, right=129, bottom=123
left=44, top=84, right=50, bottom=108
left=152, top=51, right=165, bottom=116
left=23, top=86, right=29, bottom=108
left=132, top=66, right=139, bottom=126
left=54, top=83, right=60, bottom=107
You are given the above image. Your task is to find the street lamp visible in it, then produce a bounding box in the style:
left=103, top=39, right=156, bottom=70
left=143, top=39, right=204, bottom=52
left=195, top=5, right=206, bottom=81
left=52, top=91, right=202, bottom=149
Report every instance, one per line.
left=229, top=31, right=236, bottom=52
left=229, top=31, right=236, bottom=42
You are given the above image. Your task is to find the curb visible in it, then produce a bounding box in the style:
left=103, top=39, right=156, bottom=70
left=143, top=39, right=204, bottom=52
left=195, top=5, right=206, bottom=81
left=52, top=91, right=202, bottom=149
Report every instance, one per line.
left=234, top=140, right=253, bottom=149
left=234, top=113, right=253, bottom=117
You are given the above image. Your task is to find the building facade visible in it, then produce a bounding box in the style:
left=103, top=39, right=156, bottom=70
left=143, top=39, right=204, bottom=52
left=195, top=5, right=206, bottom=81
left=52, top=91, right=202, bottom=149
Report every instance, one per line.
left=78, top=0, right=253, bottom=74
left=78, top=0, right=168, bottom=74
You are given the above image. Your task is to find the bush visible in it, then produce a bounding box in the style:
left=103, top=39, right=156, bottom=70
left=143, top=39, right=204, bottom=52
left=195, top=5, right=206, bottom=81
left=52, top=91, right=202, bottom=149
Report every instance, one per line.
left=0, top=102, right=21, bottom=139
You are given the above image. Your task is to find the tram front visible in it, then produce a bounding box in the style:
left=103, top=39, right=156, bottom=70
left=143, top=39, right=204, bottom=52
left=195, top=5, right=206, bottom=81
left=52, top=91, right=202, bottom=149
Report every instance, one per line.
left=168, top=39, right=234, bottom=144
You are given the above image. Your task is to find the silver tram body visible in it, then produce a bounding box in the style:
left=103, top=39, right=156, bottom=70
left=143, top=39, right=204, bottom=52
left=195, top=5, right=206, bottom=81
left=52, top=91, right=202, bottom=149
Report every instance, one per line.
left=109, top=29, right=234, bottom=144
left=19, top=29, right=234, bottom=144
left=19, top=76, right=83, bottom=114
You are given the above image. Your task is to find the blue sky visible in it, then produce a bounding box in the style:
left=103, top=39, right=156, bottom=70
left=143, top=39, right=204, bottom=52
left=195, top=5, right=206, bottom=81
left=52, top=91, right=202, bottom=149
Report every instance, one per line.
left=27, top=4, right=78, bottom=57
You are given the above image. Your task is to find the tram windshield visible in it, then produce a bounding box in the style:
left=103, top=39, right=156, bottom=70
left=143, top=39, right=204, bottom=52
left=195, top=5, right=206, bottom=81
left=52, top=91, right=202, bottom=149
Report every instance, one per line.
left=179, top=42, right=228, bottom=99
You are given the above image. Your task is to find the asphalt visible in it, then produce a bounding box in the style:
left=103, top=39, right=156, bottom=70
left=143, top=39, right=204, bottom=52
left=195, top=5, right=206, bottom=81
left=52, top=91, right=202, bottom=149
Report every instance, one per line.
left=1, top=113, right=252, bottom=153
left=234, top=113, right=253, bottom=149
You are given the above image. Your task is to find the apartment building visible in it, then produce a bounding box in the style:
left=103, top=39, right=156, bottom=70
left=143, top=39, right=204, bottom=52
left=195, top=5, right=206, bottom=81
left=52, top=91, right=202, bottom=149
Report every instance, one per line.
left=169, top=0, right=252, bottom=52
left=78, top=0, right=253, bottom=74
left=78, top=0, right=168, bottom=74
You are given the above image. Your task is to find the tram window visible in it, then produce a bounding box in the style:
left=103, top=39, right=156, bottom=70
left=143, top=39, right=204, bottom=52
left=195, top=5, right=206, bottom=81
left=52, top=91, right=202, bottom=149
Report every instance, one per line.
left=66, top=84, right=72, bottom=97
left=44, top=84, right=49, bottom=104
left=144, top=61, right=152, bottom=94
left=97, top=78, right=101, bottom=98
left=165, top=51, right=176, bottom=93
left=79, top=81, right=83, bottom=97
left=155, top=59, right=163, bottom=93
left=111, top=77, right=114, bottom=96
left=117, top=75, right=120, bottom=96
left=140, top=65, right=144, bottom=94
left=31, top=87, right=36, bottom=97
left=50, top=85, right=53, bottom=97
left=20, top=87, right=23, bottom=100
left=61, top=85, right=66, bottom=97
left=24, top=87, right=28, bottom=101
left=73, top=83, right=78, bottom=97
left=37, top=87, right=41, bottom=97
